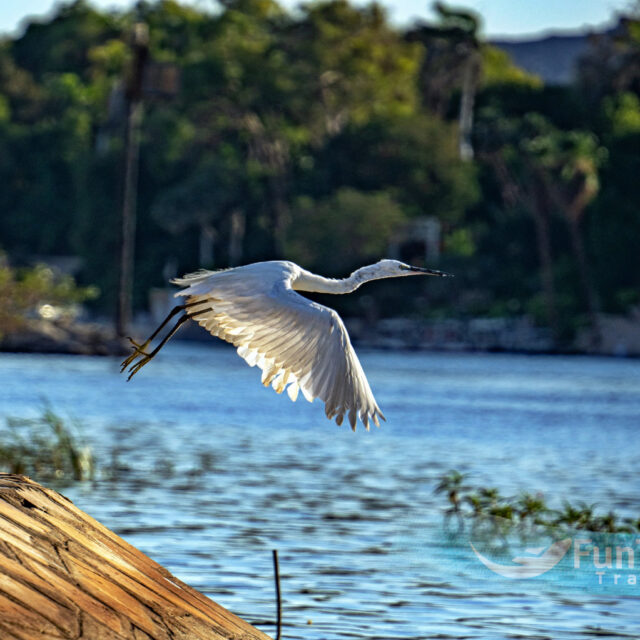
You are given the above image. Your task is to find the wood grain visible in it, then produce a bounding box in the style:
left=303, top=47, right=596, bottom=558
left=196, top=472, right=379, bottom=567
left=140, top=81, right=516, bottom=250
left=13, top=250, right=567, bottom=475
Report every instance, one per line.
left=0, top=474, right=271, bottom=640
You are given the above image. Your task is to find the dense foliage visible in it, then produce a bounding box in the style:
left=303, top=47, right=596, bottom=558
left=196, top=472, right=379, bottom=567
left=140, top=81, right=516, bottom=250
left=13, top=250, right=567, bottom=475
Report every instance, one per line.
left=0, top=0, right=638, bottom=345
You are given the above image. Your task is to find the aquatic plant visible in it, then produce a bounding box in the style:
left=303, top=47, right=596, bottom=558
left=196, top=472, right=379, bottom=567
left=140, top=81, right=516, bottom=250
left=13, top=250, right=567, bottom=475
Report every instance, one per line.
left=0, top=406, right=95, bottom=484
left=435, top=470, right=469, bottom=530
left=435, top=470, right=639, bottom=535
left=434, top=469, right=468, bottom=514
left=515, top=492, right=548, bottom=524
left=550, top=501, right=598, bottom=531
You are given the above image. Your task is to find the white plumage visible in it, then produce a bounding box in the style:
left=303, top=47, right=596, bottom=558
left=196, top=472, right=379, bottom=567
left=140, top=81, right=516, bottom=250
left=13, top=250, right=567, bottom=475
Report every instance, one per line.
left=122, top=259, right=452, bottom=430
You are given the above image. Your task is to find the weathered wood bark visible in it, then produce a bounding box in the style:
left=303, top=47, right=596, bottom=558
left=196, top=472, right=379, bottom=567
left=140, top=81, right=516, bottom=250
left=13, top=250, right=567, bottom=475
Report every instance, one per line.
left=0, top=474, right=271, bottom=640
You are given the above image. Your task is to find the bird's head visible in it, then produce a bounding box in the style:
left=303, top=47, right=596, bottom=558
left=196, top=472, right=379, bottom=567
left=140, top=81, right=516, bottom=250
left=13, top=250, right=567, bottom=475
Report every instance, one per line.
left=371, top=259, right=453, bottom=279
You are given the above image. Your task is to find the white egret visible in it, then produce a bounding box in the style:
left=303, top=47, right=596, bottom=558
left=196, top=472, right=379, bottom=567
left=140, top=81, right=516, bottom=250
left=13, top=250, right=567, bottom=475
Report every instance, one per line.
left=121, top=259, right=452, bottom=430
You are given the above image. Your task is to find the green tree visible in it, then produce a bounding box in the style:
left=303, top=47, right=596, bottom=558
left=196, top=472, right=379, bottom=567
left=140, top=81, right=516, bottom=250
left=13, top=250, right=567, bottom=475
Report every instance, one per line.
left=476, top=114, right=605, bottom=344
left=11, top=0, right=121, bottom=81
left=315, top=113, right=478, bottom=221
left=279, top=0, right=420, bottom=139
left=151, top=150, right=248, bottom=267
left=286, top=188, right=407, bottom=275
left=577, top=16, right=640, bottom=103
left=527, top=129, right=606, bottom=344
left=406, top=2, right=482, bottom=158
left=0, top=260, right=97, bottom=338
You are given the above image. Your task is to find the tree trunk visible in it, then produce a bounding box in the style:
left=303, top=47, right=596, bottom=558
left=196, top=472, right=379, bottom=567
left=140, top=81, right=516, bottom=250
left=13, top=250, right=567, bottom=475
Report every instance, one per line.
left=0, top=474, right=271, bottom=640
left=458, top=53, right=478, bottom=161
left=116, top=23, right=149, bottom=338
left=199, top=222, right=216, bottom=267
left=243, top=113, right=290, bottom=259
left=486, top=153, right=562, bottom=347
left=228, top=209, right=245, bottom=267
left=531, top=187, right=561, bottom=347
left=270, top=189, right=288, bottom=259
left=568, top=217, right=602, bottom=347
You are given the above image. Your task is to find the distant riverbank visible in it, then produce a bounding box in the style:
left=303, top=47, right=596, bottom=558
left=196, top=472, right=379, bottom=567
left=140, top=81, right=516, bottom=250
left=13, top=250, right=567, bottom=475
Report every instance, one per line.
left=170, top=311, right=640, bottom=357
left=2, top=311, right=638, bottom=358
left=345, top=312, right=640, bottom=357
left=0, top=319, right=128, bottom=356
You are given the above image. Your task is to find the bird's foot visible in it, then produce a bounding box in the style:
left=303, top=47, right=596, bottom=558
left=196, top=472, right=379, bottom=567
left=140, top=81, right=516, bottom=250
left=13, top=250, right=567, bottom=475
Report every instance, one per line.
left=125, top=351, right=155, bottom=381
left=120, top=337, right=151, bottom=372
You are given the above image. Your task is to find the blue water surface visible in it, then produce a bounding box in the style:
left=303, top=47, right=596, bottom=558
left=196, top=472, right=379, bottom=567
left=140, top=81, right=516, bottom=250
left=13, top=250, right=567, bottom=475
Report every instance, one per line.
left=1, top=344, right=639, bottom=639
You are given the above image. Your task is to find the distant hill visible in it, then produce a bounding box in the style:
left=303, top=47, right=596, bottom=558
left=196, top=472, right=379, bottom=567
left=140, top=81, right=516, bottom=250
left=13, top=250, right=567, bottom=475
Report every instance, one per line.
left=491, top=22, right=618, bottom=85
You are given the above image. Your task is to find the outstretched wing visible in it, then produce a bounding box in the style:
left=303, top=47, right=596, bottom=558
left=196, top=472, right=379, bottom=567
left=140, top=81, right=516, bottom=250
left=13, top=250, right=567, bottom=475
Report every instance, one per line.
left=175, top=269, right=384, bottom=430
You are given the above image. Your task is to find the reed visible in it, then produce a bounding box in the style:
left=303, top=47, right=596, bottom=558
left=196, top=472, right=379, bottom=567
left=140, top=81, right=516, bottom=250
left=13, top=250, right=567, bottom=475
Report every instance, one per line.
left=0, top=405, right=94, bottom=484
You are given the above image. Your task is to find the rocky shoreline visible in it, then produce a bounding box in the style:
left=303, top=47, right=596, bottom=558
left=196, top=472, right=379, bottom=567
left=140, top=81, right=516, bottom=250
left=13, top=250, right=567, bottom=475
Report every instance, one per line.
left=0, top=319, right=129, bottom=356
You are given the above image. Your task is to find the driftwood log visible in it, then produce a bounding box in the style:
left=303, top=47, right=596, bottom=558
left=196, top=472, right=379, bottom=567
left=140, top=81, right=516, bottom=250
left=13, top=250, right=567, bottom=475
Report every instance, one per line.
left=0, top=474, right=271, bottom=640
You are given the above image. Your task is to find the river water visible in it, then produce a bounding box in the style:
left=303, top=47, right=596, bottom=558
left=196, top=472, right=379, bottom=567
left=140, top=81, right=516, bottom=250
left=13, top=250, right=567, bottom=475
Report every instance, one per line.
left=1, top=345, right=639, bottom=639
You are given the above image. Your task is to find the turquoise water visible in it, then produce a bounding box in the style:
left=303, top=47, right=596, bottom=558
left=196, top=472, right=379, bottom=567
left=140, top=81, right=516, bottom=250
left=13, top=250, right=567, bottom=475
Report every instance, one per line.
left=1, top=345, right=639, bottom=638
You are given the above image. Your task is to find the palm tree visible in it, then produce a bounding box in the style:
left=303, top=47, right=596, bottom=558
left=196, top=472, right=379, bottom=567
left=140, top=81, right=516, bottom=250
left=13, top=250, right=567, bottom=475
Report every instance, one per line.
left=477, top=115, right=562, bottom=344
left=405, top=2, right=481, bottom=159
left=479, top=114, right=605, bottom=346
left=530, top=130, right=606, bottom=346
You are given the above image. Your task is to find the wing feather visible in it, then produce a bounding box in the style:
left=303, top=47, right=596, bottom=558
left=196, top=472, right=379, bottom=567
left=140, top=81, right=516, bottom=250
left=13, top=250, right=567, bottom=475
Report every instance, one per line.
left=175, top=264, right=384, bottom=430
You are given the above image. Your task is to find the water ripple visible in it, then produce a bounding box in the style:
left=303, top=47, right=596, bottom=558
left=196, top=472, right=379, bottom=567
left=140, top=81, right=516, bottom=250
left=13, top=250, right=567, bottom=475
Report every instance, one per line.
left=0, top=346, right=639, bottom=639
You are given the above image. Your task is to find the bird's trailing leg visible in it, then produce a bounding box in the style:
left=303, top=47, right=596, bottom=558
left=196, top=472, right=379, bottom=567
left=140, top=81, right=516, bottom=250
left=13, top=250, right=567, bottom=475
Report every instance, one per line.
left=121, top=303, right=186, bottom=371
left=121, top=302, right=210, bottom=379
left=119, top=302, right=204, bottom=370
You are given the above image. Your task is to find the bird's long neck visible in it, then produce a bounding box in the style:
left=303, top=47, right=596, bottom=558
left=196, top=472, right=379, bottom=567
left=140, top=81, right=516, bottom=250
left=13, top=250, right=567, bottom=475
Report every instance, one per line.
left=293, top=265, right=381, bottom=294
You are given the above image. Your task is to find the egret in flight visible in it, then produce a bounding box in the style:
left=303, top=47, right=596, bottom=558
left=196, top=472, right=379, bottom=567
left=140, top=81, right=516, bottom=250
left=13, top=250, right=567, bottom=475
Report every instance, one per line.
left=121, top=260, right=452, bottom=430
